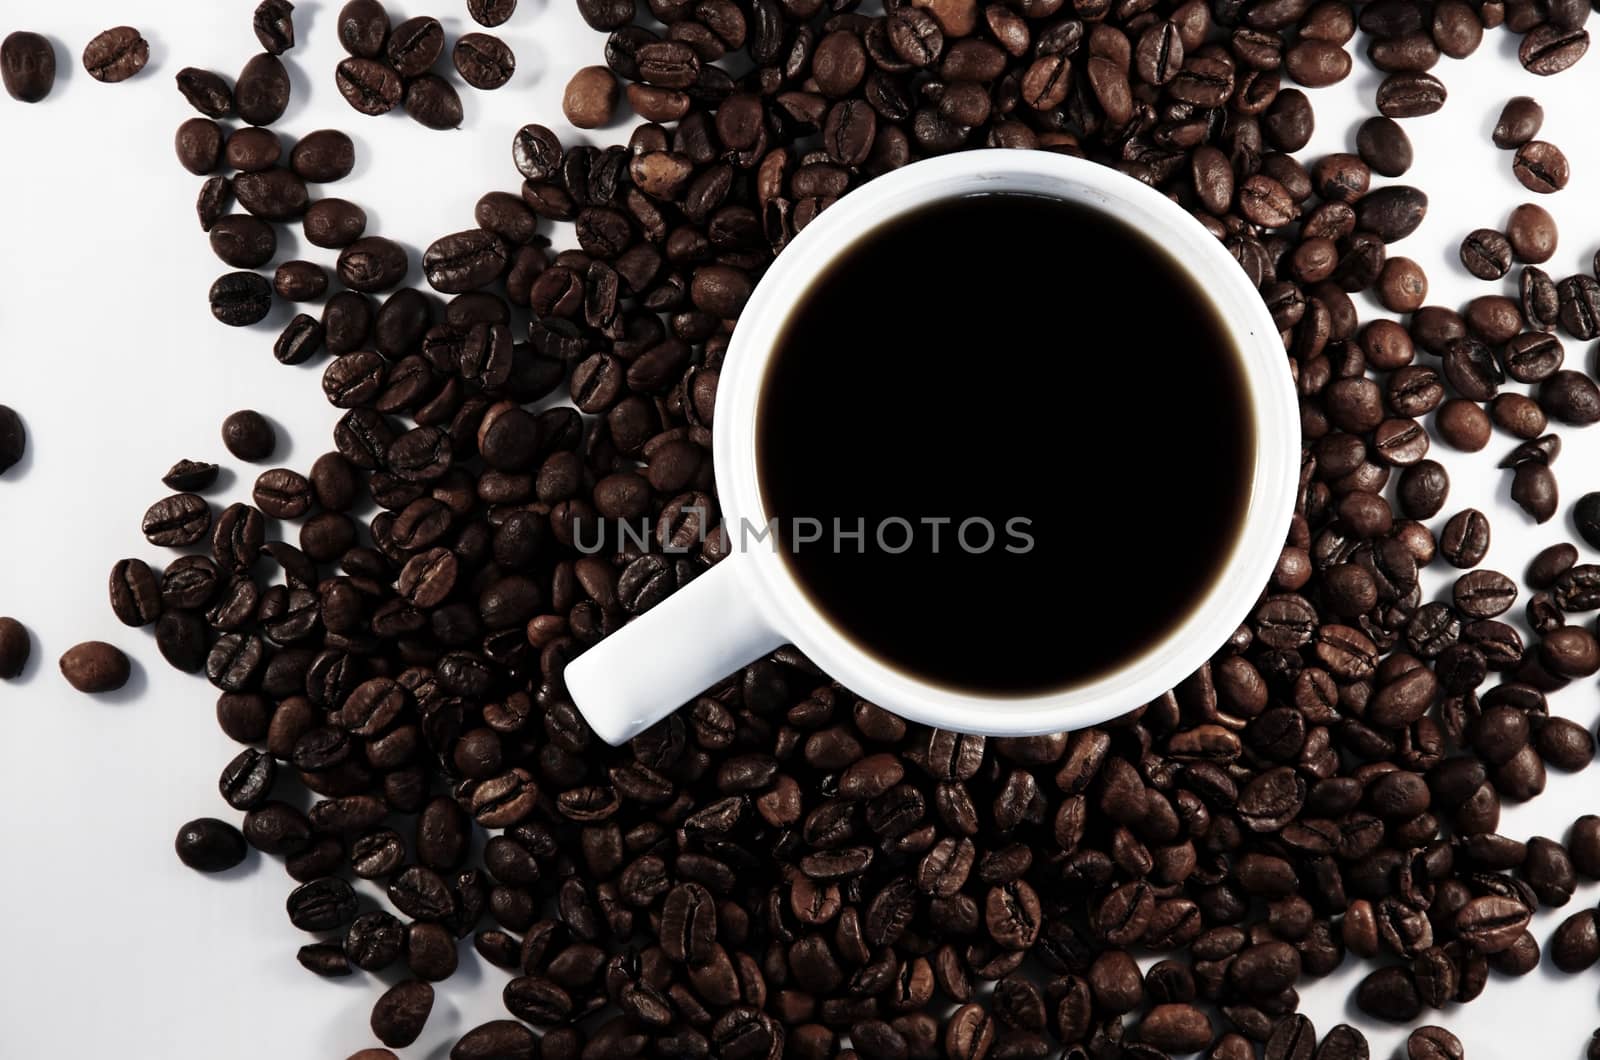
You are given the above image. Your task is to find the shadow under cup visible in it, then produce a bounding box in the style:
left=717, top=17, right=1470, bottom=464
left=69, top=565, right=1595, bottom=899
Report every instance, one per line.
left=753, top=190, right=1260, bottom=698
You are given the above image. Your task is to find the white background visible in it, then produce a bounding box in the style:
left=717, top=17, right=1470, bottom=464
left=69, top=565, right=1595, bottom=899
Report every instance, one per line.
left=1, top=0, right=1599, bottom=1057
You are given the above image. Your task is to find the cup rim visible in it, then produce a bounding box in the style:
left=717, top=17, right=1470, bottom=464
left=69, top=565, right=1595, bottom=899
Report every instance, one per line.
left=713, top=149, right=1299, bottom=735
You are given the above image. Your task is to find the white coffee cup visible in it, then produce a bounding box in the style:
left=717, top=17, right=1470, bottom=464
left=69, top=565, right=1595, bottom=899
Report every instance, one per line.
left=564, top=149, right=1299, bottom=745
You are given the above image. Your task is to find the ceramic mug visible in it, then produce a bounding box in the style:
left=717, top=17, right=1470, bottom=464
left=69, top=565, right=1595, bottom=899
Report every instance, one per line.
left=564, top=149, right=1300, bottom=745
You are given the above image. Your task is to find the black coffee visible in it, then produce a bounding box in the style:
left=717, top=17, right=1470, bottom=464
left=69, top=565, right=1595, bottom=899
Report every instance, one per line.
left=757, top=193, right=1256, bottom=695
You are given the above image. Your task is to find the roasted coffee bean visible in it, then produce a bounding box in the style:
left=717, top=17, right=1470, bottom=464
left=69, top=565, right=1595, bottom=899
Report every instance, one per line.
left=1521, top=24, right=1589, bottom=74
left=226, top=128, right=282, bottom=173
left=1502, top=330, right=1562, bottom=384
left=1460, top=230, right=1512, bottom=280
left=1551, top=909, right=1600, bottom=972
left=1407, top=1027, right=1463, bottom=1060
left=1495, top=96, right=1543, bottom=147
left=110, top=558, right=162, bottom=627
left=337, top=57, right=403, bottom=115
left=209, top=270, right=275, bottom=328
left=1136, top=1004, right=1213, bottom=1053
left=565, top=66, right=619, bottom=128
left=387, top=16, right=443, bottom=77
left=0, top=406, right=22, bottom=476
left=254, top=0, right=297, bottom=54
left=404, top=75, right=464, bottom=130
left=276, top=261, right=328, bottom=302
left=83, top=26, right=149, bottom=83
left=338, top=0, right=391, bottom=57
left=210, top=216, right=276, bottom=268
left=275, top=314, right=324, bottom=365
left=1375, top=72, right=1444, bottom=116
left=470, top=0, right=518, bottom=26
left=1490, top=393, right=1546, bottom=438
left=1506, top=203, right=1557, bottom=263
left=304, top=199, right=367, bottom=249
left=237, top=53, right=291, bottom=126
left=175, top=817, right=248, bottom=872
left=143, top=493, right=212, bottom=547
left=253, top=468, right=314, bottom=519
left=59, top=641, right=131, bottom=693
left=196, top=176, right=231, bottom=231
left=1454, top=570, right=1516, bottom=618
left=452, top=1020, right=538, bottom=1060
left=292, top=130, right=356, bottom=182
left=456, top=34, right=516, bottom=90
left=176, top=119, right=224, bottom=175
left=1511, top=462, right=1558, bottom=523
left=513, top=124, right=563, bottom=181
left=222, top=410, right=276, bottom=461
left=1440, top=509, right=1491, bottom=567
left=1355, top=966, right=1421, bottom=1022
left=0, top=618, right=29, bottom=679
left=233, top=169, right=309, bottom=221
left=372, top=980, right=434, bottom=1048
left=425, top=230, right=509, bottom=293
left=297, top=944, right=351, bottom=977
left=287, top=877, right=359, bottom=931
left=2, top=32, right=55, bottom=102
left=176, top=67, right=233, bottom=117
left=1513, top=141, right=1570, bottom=193
left=1540, top=370, right=1600, bottom=424
left=1357, top=116, right=1412, bottom=177
left=337, top=238, right=409, bottom=295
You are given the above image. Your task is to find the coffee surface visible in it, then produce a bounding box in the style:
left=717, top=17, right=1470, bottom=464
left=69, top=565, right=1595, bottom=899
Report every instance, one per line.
left=758, top=192, right=1256, bottom=695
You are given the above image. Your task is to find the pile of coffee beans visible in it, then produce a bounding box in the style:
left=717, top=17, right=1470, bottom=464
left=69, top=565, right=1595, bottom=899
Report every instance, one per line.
left=0, top=0, right=1584, bottom=1054
left=332, top=0, right=515, bottom=129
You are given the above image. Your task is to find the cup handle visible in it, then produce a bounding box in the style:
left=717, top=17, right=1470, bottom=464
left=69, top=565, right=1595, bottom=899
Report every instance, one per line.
left=564, top=553, right=788, bottom=745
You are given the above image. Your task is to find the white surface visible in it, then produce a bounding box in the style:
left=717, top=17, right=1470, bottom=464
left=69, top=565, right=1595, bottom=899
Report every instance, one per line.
left=1, top=0, right=1599, bottom=1057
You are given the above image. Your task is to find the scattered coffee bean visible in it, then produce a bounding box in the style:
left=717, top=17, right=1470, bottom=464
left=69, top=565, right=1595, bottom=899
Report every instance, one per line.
left=0, top=618, right=30, bottom=679
left=1357, top=116, right=1413, bottom=176
left=339, top=0, right=391, bottom=58
left=254, top=0, right=298, bottom=55
left=387, top=16, right=444, bottom=78
left=0, top=404, right=25, bottom=474
left=176, top=67, right=234, bottom=117
left=1507, top=203, right=1558, bottom=262
left=1436, top=398, right=1492, bottom=451
left=1460, top=229, right=1512, bottom=280
left=176, top=118, right=224, bottom=176
left=445, top=37, right=510, bottom=95
left=1511, top=461, right=1559, bottom=522
left=404, top=75, right=464, bottom=130
left=372, top=980, right=434, bottom=1047
left=237, top=52, right=291, bottom=126
left=82, top=26, right=149, bottom=83
left=336, top=57, right=402, bottom=115
left=564, top=66, right=618, bottom=128
left=469, top=0, right=518, bottom=27
left=1408, top=1026, right=1464, bottom=1060
left=175, top=818, right=249, bottom=872
left=1514, top=141, right=1570, bottom=193
left=209, top=272, right=274, bottom=327
left=222, top=410, right=276, bottom=461
left=1541, top=370, right=1600, bottom=423
left=2, top=31, right=55, bottom=102
left=291, top=130, right=356, bottom=182
left=1494, top=96, right=1543, bottom=147
left=59, top=641, right=130, bottom=693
